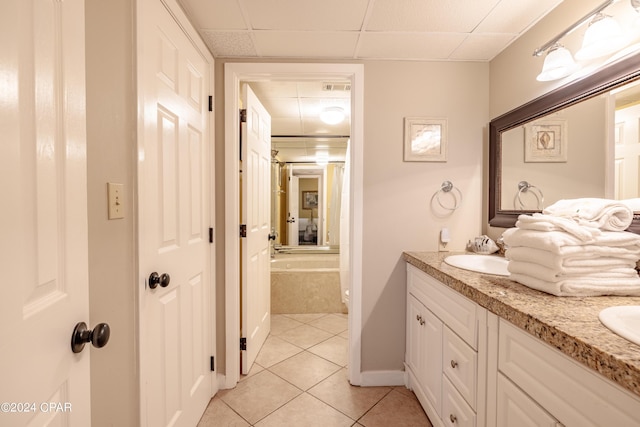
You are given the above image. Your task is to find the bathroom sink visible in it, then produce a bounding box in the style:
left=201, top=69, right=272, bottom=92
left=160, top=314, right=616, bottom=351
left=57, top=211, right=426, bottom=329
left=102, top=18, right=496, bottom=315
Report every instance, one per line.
left=599, top=306, right=640, bottom=346
left=444, top=254, right=510, bottom=276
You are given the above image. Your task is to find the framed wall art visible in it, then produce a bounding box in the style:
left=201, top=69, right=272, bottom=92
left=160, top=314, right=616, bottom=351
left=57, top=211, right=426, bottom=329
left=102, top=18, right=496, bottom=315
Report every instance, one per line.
left=404, top=117, right=447, bottom=162
left=302, top=191, right=318, bottom=209
left=524, top=119, right=568, bottom=162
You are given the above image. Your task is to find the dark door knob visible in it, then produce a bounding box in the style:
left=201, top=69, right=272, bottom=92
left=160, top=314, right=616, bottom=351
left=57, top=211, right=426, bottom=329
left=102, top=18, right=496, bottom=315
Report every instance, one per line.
left=149, top=272, right=170, bottom=289
left=268, top=233, right=276, bottom=241
left=71, top=322, right=110, bottom=353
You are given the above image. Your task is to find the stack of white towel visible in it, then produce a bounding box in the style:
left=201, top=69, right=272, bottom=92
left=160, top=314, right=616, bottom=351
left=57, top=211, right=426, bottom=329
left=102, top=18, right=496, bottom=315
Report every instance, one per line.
left=502, top=198, right=640, bottom=296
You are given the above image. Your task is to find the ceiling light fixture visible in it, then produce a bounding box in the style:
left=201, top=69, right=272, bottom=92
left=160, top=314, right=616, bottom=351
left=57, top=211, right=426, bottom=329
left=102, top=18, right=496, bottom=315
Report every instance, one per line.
left=315, top=151, right=329, bottom=166
left=320, top=106, right=345, bottom=125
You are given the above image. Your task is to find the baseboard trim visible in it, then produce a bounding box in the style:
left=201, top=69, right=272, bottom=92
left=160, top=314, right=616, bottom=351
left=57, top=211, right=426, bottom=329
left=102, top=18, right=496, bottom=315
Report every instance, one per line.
left=359, top=370, right=406, bottom=387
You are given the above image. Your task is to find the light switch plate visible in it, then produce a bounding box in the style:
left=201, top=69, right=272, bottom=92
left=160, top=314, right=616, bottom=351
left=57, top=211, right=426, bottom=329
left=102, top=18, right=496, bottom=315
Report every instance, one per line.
left=107, top=183, right=124, bottom=220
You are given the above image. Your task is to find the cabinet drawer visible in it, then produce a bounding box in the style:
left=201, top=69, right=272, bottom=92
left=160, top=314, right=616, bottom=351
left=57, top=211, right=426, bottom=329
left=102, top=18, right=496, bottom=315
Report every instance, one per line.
left=443, top=326, right=477, bottom=409
left=442, top=376, right=476, bottom=427
left=499, top=319, right=640, bottom=427
left=496, top=373, right=559, bottom=427
left=407, top=264, right=478, bottom=349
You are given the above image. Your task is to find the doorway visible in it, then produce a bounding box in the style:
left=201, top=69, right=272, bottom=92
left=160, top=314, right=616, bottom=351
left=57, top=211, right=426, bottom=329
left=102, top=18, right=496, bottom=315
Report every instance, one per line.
left=223, top=63, right=364, bottom=388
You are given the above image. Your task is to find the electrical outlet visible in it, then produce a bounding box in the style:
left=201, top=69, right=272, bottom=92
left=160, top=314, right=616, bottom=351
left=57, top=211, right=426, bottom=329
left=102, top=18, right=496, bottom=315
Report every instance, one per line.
left=107, top=183, right=124, bottom=220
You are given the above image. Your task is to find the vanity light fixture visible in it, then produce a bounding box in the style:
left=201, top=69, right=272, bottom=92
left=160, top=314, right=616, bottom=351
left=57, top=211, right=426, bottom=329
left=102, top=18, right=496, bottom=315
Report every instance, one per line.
left=536, top=43, right=580, bottom=82
left=319, top=106, right=345, bottom=125
left=532, top=0, right=635, bottom=81
left=575, top=13, right=628, bottom=60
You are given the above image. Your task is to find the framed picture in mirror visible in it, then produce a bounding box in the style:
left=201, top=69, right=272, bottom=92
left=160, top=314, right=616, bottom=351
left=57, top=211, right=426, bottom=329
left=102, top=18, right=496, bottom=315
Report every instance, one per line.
left=524, top=119, right=567, bottom=162
left=404, top=117, right=447, bottom=162
left=302, top=191, right=318, bottom=209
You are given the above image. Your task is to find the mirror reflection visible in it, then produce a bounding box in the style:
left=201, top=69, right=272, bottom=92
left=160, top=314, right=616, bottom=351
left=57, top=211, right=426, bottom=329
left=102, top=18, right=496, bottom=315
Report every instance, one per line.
left=499, top=79, right=640, bottom=212
left=270, top=153, right=346, bottom=252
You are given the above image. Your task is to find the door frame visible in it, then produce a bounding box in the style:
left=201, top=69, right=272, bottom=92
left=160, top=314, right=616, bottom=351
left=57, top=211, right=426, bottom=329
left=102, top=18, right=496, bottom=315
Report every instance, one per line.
left=224, top=62, right=364, bottom=387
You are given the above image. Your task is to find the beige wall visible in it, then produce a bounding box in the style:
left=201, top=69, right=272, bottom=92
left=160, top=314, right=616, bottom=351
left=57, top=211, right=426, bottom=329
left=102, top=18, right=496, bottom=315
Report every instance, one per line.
left=85, top=0, right=138, bottom=425
left=360, top=61, right=488, bottom=371
left=214, top=59, right=489, bottom=375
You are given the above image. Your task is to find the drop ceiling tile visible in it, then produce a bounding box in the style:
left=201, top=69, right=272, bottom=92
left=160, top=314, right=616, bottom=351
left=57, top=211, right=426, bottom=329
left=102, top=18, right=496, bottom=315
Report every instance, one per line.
left=253, top=31, right=359, bottom=58
left=357, top=32, right=467, bottom=60
left=180, top=0, right=247, bottom=30
left=260, top=98, right=301, bottom=119
left=450, top=33, right=517, bottom=61
left=250, top=81, right=300, bottom=99
left=366, top=0, right=500, bottom=33
left=243, top=0, right=370, bottom=31
left=474, top=0, right=563, bottom=34
left=202, top=31, right=257, bottom=57
left=272, top=118, right=303, bottom=135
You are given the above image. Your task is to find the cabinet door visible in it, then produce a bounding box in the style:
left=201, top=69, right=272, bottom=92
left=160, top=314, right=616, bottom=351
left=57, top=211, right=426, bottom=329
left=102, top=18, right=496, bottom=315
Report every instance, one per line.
left=496, top=374, right=559, bottom=427
left=408, top=294, right=444, bottom=417
left=406, top=294, right=425, bottom=377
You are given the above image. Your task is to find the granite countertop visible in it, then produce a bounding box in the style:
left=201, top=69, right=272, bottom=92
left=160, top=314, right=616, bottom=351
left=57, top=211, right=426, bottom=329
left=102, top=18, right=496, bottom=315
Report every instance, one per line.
left=403, top=250, right=640, bottom=398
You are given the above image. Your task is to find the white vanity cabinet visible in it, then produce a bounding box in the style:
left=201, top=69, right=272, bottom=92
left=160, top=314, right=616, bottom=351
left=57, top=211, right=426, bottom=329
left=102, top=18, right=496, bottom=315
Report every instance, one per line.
left=405, top=264, right=487, bottom=427
left=495, top=319, right=640, bottom=427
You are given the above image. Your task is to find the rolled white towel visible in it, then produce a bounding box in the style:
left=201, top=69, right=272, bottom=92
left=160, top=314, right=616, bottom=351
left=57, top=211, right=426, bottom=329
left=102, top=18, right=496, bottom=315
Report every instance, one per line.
left=543, top=198, right=633, bottom=232
left=506, top=246, right=639, bottom=271
left=515, top=213, right=600, bottom=241
left=508, top=272, right=640, bottom=297
left=507, top=260, right=637, bottom=283
left=502, top=228, right=640, bottom=253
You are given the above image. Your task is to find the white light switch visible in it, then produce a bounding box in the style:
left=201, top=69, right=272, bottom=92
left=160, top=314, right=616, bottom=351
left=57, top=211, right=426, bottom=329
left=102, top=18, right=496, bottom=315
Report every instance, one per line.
left=107, top=183, right=124, bottom=220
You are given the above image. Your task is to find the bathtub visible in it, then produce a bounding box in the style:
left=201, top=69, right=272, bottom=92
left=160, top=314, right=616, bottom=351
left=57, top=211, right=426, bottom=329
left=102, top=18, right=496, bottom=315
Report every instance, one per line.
left=270, top=254, right=346, bottom=314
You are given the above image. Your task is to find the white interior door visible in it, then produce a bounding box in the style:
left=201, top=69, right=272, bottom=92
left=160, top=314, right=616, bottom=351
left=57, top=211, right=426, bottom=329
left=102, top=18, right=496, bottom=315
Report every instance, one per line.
left=614, top=104, right=640, bottom=199
left=1, top=0, right=92, bottom=425
left=287, top=173, right=300, bottom=246
left=241, top=84, right=272, bottom=375
left=138, top=0, right=213, bottom=425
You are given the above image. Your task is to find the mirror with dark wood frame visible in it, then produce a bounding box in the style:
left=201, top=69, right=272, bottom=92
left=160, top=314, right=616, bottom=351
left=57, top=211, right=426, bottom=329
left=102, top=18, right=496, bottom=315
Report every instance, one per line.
left=489, top=50, right=640, bottom=234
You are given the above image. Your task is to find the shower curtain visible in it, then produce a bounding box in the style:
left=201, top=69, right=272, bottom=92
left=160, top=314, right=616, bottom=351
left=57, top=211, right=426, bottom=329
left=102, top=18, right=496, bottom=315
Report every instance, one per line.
left=328, top=164, right=344, bottom=247
left=339, top=144, right=351, bottom=304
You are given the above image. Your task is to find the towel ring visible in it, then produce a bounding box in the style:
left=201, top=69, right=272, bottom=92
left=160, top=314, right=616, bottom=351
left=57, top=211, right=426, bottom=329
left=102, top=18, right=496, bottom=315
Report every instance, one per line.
left=516, top=181, right=544, bottom=210
left=435, top=181, right=462, bottom=211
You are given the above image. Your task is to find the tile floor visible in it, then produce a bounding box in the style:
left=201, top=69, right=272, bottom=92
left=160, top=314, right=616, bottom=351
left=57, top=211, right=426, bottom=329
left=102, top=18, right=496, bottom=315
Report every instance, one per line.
left=197, top=313, right=432, bottom=427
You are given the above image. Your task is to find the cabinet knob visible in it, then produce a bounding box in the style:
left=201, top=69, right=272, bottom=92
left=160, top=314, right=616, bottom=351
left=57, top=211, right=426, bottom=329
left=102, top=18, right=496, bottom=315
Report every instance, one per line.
left=419, top=319, right=425, bottom=325
left=449, top=414, right=457, bottom=423
left=450, top=360, right=458, bottom=369
left=416, top=314, right=422, bottom=322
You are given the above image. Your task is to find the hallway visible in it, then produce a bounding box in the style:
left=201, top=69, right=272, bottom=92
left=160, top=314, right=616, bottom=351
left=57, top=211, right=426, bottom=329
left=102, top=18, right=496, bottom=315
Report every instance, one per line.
left=197, top=313, right=431, bottom=426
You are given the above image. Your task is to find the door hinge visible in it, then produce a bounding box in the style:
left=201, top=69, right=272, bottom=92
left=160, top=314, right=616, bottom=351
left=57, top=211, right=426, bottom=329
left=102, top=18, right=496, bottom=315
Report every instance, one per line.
left=210, top=356, right=215, bottom=371
left=209, top=227, right=213, bottom=243
left=240, top=337, right=247, bottom=351
left=239, top=109, right=247, bottom=123
left=240, top=224, right=246, bottom=238
left=208, top=96, right=213, bottom=112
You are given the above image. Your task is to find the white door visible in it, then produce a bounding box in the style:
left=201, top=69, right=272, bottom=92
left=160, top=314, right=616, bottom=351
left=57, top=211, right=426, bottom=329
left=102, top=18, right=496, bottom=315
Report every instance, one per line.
left=287, top=173, right=300, bottom=246
left=614, top=104, right=640, bottom=199
left=0, top=0, right=92, bottom=425
left=138, top=0, right=213, bottom=425
left=241, top=84, right=272, bottom=374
